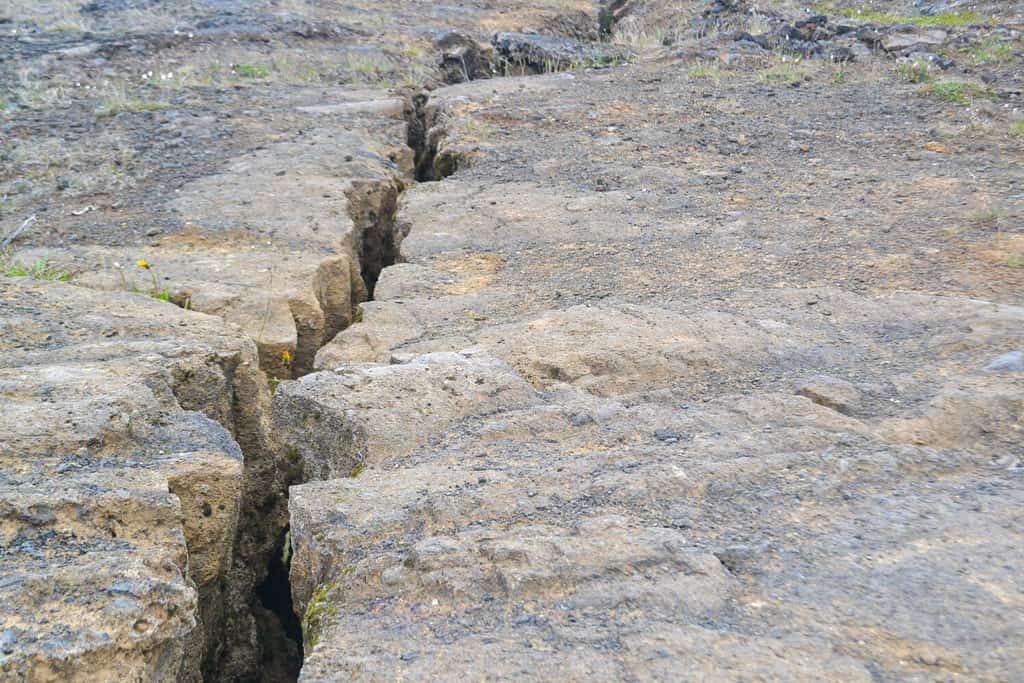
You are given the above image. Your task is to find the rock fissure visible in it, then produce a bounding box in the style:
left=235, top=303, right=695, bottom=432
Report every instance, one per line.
left=344, top=179, right=405, bottom=301
left=200, top=91, right=449, bottom=681
left=407, top=92, right=459, bottom=183
left=3, top=1, right=1023, bottom=682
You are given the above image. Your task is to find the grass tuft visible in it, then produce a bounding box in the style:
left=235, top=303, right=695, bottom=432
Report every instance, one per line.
left=896, top=59, right=932, bottom=83
left=838, top=8, right=988, bottom=26
left=1, top=251, right=70, bottom=281
left=921, top=78, right=992, bottom=105
left=343, top=52, right=397, bottom=83
left=233, top=63, right=272, bottom=79
left=96, top=83, right=165, bottom=117
left=687, top=63, right=722, bottom=83
left=968, top=38, right=1013, bottom=65
left=758, top=63, right=806, bottom=85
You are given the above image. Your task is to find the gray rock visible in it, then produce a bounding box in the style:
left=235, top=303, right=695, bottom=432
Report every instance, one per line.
left=492, top=32, right=619, bottom=73
left=985, top=350, right=1024, bottom=372
left=274, top=350, right=542, bottom=481
left=654, top=428, right=684, bottom=442
left=796, top=375, right=862, bottom=415
left=882, top=29, right=948, bottom=51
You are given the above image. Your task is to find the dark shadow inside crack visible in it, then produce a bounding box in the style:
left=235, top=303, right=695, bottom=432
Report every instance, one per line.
left=254, top=527, right=303, bottom=682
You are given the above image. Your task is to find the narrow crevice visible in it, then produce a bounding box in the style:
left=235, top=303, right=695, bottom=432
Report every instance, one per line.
left=202, top=88, right=452, bottom=683
left=407, top=92, right=437, bottom=182
left=254, top=528, right=303, bottom=683
left=406, top=91, right=459, bottom=183
left=176, top=13, right=627, bottom=681
left=345, top=178, right=404, bottom=299
left=165, top=347, right=296, bottom=683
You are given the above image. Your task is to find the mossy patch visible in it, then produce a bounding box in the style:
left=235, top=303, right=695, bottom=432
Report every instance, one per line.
left=302, top=582, right=338, bottom=649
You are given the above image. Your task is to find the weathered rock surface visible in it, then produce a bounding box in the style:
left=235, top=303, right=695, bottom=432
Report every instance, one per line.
left=2, top=0, right=1023, bottom=680
left=274, top=350, right=542, bottom=483
left=291, top=290, right=1023, bottom=679
left=0, top=277, right=282, bottom=681
left=6, top=0, right=613, bottom=381
left=20, top=118, right=408, bottom=379
left=288, top=22, right=1023, bottom=681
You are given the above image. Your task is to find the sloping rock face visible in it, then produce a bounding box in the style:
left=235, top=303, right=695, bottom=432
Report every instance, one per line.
left=0, top=278, right=283, bottom=681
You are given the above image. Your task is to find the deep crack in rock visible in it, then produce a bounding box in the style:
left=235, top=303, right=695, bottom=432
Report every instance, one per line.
left=3, top=1, right=1022, bottom=681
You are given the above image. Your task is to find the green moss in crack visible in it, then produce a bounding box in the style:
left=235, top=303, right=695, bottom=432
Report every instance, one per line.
left=302, top=582, right=337, bottom=649
left=350, top=462, right=366, bottom=478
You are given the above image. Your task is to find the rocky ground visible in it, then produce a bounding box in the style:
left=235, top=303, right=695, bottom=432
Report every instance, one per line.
left=1, top=0, right=1022, bottom=681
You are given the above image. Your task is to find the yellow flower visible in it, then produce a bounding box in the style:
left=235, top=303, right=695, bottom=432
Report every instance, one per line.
left=136, top=259, right=150, bottom=269
left=281, top=350, right=292, bottom=365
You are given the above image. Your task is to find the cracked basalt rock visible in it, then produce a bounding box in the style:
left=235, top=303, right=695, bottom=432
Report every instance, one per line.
left=274, top=350, right=542, bottom=483
left=2, top=0, right=1023, bottom=680
left=286, top=48, right=1024, bottom=680
left=0, top=278, right=281, bottom=682
left=21, top=123, right=408, bottom=380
